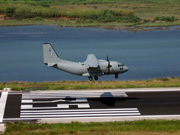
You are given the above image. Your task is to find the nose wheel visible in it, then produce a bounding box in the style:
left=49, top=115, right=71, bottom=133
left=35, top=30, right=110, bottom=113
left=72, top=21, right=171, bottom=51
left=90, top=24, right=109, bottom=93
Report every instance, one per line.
left=89, top=76, right=93, bottom=81
left=115, top=74, right=118, bottom=79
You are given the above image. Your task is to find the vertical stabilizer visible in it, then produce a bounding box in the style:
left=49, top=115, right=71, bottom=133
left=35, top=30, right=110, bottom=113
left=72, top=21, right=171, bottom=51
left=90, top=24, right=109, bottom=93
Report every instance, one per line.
left=43, top=43, right=61, bottom=66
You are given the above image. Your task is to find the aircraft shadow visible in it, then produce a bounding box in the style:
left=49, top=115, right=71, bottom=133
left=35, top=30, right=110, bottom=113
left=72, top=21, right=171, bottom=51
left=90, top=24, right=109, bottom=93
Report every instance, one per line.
left=99, top=97, right=139, bottom=106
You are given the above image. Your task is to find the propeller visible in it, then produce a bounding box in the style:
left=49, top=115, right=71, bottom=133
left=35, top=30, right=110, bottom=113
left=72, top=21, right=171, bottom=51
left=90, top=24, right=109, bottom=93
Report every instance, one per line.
left=106, top=55, right=112, bottom=73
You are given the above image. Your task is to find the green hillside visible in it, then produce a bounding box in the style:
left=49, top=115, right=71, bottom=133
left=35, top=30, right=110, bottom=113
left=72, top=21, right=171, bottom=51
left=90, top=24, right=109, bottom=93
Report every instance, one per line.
left=0, top=0, right=180, bottom=28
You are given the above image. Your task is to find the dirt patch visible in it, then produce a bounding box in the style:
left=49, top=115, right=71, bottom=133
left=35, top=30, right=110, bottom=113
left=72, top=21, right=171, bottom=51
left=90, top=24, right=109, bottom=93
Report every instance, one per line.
left=0, top=14, right=5, bottom=21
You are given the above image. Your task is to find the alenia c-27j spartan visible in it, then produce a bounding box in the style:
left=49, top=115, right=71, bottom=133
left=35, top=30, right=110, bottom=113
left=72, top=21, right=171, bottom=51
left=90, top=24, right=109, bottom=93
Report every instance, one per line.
left=43, top=43, right=128, bottom=81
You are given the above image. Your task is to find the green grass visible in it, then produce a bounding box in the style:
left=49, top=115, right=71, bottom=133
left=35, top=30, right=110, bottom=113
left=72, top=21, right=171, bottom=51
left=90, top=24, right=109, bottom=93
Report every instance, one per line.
left=2, top=0, right=180, bottom=5
left=1, top=3, right=141, bottom=23
left=1, top=77, right=180, bottom=91
left=4, top=120, right=180, bottom=135
left=1, top=0, right=180, bottom=28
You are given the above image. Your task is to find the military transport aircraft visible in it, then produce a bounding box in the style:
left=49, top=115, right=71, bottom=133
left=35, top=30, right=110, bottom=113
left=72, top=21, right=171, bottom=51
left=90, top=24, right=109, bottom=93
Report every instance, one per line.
left=43, top=43, right=128, bottom=81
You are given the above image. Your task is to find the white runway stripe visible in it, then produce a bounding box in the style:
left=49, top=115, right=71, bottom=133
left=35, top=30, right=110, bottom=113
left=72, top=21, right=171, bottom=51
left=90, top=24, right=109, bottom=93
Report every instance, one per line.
left=57, top=104, right=69, bottom=108
left=21, top=110, right=140, bottom=115
left=76, top=104, right=90, bottom=108
left=21, top=105, right=33, bottom=109
left=21, top=108, right=139, bottom=113
left=0, top=92, right=8, bottom=123
left=21, top=100, right=33, bottom=103
left=21, top=98, right=87, bottom=104
left=20, top=113, right=141, bottom=118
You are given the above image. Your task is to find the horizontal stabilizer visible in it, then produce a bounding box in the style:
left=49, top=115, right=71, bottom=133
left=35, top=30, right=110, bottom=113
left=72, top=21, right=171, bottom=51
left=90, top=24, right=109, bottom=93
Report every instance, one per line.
left=47, top=63, right=57, bottom=67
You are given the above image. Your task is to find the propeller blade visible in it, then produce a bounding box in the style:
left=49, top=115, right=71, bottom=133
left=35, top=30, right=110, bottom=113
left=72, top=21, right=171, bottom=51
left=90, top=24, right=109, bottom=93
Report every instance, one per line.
left=106, top=55, right=112, bottom=74
left=108, top=60, right=111, bottom=67
left=106, top=55, right=109, bottom=61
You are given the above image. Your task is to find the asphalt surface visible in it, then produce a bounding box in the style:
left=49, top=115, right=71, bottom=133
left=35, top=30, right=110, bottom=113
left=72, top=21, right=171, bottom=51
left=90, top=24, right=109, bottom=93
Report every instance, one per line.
left=1, top=89, right=180, bottom=123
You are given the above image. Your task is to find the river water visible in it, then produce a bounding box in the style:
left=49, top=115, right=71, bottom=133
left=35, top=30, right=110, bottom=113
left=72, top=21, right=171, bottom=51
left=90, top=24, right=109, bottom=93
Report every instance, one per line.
left=0, top=25, right=180, bottom=82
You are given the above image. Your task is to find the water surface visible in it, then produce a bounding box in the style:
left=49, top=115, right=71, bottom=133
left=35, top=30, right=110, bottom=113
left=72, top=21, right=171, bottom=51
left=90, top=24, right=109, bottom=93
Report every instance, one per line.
left=0, top=25, right=180, bottom=82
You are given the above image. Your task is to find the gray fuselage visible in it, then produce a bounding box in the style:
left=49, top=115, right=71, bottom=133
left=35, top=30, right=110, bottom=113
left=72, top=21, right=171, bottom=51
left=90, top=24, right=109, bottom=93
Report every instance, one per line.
left=55, top=59, right=128, bottom=77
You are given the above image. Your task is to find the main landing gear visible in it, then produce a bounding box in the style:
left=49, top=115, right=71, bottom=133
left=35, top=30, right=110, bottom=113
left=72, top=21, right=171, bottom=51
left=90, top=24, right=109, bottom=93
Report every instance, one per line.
left=89, top=76, right=98, bottom=81
left=94, top=76, right=98, bottom=80
left=115, top=74, right=118, bottom=79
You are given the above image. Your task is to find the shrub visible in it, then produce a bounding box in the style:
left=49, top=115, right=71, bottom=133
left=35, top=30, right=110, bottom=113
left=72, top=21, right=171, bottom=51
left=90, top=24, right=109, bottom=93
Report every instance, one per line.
left=87, top=19, right=94, bottom=23
left=122, top=13, right=142, bottom=22
left=5, top=7, right=16, bottom=17
left=76, top=18, right=93, bottom=23
left=96, top=10, right=141, bottom=23
left=34, top=17, right=44, bottom=21
left=41, top=4, right=50, bottom=7
left=97, top=10, right=119, bottom=23
left=153, top=16, right=178, bottom=22
left=15, top=8, right=34, bottom=19
left=144, top=19, right=148, bottom=22
left=33, top=9, right=60, bottom=18
left=89, top=14, right=98, bottom=20
left=76, top=18, right=86, bottom=23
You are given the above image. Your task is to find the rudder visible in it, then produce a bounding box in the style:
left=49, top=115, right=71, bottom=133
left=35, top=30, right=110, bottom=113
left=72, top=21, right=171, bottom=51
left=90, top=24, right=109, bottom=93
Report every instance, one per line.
left=43, top=43, right=61, bottom=66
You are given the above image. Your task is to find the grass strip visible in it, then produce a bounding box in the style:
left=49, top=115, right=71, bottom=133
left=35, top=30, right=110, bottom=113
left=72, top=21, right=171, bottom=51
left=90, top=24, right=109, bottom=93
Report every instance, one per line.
left=0, top=77, right=180, bottom=91
left=4, top=120, right=180, bottom=135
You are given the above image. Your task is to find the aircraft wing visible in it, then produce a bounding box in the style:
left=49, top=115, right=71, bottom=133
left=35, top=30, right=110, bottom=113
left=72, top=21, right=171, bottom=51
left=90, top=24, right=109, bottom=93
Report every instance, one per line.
left=85, top=54, right=99, bottom=68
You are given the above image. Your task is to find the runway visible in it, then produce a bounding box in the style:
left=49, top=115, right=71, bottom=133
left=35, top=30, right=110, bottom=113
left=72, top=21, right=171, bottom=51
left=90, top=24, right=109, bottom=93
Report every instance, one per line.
left=1, top=88, right=180, bottom=123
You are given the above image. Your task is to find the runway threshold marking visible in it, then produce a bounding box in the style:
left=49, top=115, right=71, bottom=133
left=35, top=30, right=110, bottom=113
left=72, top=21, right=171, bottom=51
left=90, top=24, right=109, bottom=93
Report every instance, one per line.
left=20, top=108, right=141, bottom=118
left=0, top=92, right=8, bottom=123
left=21, top=103, right=90, bottom=109
left=20, top=93, right=140, bottom=119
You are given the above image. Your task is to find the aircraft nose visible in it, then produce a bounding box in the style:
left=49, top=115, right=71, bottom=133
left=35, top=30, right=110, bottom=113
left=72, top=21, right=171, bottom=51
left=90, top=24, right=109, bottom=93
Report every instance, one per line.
left=123, top=66, right=129, bottom=72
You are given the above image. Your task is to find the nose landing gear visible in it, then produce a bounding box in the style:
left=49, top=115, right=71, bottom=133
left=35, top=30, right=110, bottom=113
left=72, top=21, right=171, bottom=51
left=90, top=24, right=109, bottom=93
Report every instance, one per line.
left=89, top=76, right=93, bottom=81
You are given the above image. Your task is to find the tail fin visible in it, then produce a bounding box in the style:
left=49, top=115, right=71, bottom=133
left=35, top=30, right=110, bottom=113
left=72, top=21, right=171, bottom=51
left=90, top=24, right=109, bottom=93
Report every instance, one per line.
left=43, top=43, right=61, bottom=67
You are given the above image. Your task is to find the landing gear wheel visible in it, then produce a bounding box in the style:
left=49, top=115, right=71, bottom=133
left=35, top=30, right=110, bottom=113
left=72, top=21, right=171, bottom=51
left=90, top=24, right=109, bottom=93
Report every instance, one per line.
left=94, top=76, right=98, bottom=80
left=89, top=76, right=93, bottom=81
left=115, top=74, right=118, bottom=79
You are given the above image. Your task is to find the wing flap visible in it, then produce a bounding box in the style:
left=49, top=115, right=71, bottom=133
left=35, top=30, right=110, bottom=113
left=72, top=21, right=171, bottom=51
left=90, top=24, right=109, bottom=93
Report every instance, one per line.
left=85, top=54, right=99, bottom=68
